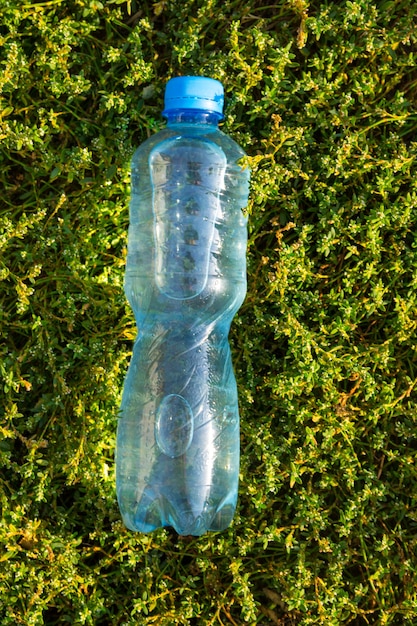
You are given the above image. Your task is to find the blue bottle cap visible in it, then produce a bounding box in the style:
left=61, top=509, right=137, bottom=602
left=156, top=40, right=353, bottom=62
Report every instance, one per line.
left=162, top=76, right=224, bottom=118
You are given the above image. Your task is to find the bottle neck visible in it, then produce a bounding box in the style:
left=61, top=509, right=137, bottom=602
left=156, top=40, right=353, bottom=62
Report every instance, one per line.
left=164, top=109, right=222, bottom=127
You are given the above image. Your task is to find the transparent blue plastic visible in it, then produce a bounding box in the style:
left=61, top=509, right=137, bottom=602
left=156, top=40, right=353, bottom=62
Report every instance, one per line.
left=116, top=81, right=249, bottom=536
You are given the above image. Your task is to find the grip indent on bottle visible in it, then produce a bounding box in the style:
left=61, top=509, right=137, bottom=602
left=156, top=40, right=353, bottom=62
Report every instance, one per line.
left=150, top=139, right=226, bottom=300
left=155, top=393, right=194, bottom=458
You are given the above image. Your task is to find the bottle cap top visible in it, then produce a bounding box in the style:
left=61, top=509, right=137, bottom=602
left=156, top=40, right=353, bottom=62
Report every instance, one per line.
left=163, top=76, right=224, bottom=117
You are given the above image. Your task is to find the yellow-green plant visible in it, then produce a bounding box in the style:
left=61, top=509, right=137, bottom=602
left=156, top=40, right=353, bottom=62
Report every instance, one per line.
left=1, top=1, right=417, bottom=624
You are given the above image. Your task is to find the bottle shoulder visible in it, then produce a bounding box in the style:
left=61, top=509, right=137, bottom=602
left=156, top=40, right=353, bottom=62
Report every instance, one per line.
left=131, top=126, right=246, bottom=166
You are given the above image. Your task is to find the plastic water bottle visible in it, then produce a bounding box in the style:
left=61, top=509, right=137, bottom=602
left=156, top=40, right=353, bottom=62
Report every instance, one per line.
left=116, top=76, right=250, bottom=536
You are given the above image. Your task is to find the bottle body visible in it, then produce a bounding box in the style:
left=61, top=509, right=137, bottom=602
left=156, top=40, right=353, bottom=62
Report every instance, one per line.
left=116, top=114, right=249, bottom=535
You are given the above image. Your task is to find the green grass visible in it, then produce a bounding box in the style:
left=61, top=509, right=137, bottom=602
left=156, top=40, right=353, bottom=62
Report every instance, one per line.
left=1, top=0, right=417, bottom=624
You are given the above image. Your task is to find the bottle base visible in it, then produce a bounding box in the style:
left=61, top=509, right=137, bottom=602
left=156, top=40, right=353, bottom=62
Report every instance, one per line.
left=120, top=494, right=236, bottom=536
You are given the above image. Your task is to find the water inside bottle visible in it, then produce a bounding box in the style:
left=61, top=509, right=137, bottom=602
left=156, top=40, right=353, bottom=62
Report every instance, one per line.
left=117, top=116, right=250, bottom=535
